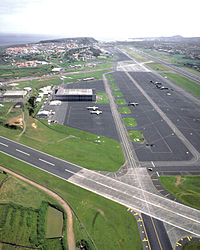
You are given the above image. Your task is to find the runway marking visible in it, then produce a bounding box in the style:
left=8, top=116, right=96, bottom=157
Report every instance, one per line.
left=0, top=142, right=8, bottom=147
left=151, top=161, right=156, bottom=168
left=39, top=158, right=55, bottom=166
left=16, top=149, right=30, bottom=156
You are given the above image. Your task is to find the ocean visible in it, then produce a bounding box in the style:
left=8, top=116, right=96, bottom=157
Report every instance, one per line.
left=0, top=33, right=60, bottom=47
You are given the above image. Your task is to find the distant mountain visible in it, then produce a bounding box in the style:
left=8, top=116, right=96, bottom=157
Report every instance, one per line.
left=39, top=37, right=98, bottom=44
left=129, top=35, right=200, bottom=42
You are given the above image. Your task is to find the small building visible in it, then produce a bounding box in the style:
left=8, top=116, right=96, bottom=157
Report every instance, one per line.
left=3, top=90, right=27, bottom=98
left=53, top=88, right=96, bottom=101
left=24, top=87, right=32, bottom=92
left=52, top=68, right=62, bottom=72
left=36, top=97, right=42, bottom=103
left=37, top=110, right=50, bottom=117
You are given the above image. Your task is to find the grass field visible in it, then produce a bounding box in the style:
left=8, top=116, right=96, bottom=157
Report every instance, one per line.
left=128, top=130, right=144, bottom=143
left=0, top=113, right=124, bottom=172
left=0, top=175, right=58, bottom=209
left=159, top=175, right=200, bottom=210
left=162, top=73, right=200, bottom=98
left=46, top=206, right=63, bottom=238
left=147, top=62, right=171, bottom=71
left=113, top=92, right=123, bottom=97
left=119, top=107, right=131, bottom=114
left=159, top=175, right=200, bottom=249
left=0, top=174, right=65, bottom=248
left=115, top=99, right=127, bottom=105
left=0, top=203, right=38, bottom=247
left=182, top=241, right=200, bottom=249
left=17, top=77, right=62, bottom=89
left=95, top=92, right=109, bottom=104
left=123, top=118, right=137, bottom=126
left=0, top=65, right=53, bottom=80
left=0, top=152, right=143, bottom=250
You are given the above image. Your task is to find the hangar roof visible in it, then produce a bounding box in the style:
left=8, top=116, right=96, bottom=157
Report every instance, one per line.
left=3, top=90, right=27, bottom=96
left=56, top=88, right=93, bottom=96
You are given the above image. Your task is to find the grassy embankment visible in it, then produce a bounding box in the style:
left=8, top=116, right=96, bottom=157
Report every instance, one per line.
left=159, top=175, right=200, bottom=249
left=0, top=153, right=143, bottom=250
left=161, top=73, right=200, bottom=98
left=0, top=111, right=124, bottom=172
left=159, top=175, right=200, bottom=210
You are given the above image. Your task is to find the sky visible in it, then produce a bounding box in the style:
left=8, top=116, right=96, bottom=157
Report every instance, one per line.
left=0, top=0, right=200, bottom=41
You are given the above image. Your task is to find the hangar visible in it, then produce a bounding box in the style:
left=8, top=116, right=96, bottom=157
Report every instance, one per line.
left=53, top=88, right=96, bottom=101
left=3, top=90, right=27, bottom=98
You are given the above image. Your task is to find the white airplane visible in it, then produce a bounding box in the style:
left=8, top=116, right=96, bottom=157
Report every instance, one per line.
left=90, top=110, right=102, bottom=115
left=87, top=106, right=99, bottom=111
left=128, top=102, right=139, bottom=107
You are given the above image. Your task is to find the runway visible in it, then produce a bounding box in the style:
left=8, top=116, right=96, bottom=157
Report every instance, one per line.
left=1, top=135, right=200, bottom=238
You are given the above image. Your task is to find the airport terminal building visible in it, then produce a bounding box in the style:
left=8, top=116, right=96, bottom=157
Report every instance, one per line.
left=53, top=88, right=96, bottom=101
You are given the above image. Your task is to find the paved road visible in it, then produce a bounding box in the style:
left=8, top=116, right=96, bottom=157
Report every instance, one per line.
left=1, top=136, right=200, bottom=237
left=131, top=47, right=200, bottom=84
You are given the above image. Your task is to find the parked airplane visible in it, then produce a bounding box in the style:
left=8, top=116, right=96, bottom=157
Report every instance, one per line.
left=128, top=102, right=139, bottom=107
left=90, top=110, right=102, bottom=115
left=160, top=86, right=169, bottom=90
left=87, top=106, right=99, bottom=111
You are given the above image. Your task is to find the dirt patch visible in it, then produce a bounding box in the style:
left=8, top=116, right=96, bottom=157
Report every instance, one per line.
left=32, top=123, right=37, bottom=129
left=96, top=208, right=105, bottom=217
left=96, top=96, right=103, bottom=101
left=8, top=115, right=23, bottom=127
left=38, top=78, right=56, bottom=81
left=175, top=176, right=183, bottom=186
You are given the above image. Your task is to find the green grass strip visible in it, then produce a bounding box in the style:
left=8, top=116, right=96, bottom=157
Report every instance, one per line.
left=113, top=92, right=123, bottom=97
left=108, top=82, right=116, bottom=85
left=123, top=118, right=137, bottom=126
left=115, top=99, right=126, bottom=105
left=119, top=107, right=131, bottom=114
left=111, top=87, right=120, bottom=91
left=159, top=175, right=200, bottom=210
left=162, top=73, right=200, bottom=98
left=147, top=63, right=171, bottom=71
left=128, top=130, right=144, bottom=143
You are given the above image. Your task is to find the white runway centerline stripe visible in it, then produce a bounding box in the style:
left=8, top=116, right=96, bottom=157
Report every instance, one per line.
left=39, top=158, right=55, bottom=166
left=16, top=149, right=30, bottom=156
left=0, top=142, right=8, bottom=147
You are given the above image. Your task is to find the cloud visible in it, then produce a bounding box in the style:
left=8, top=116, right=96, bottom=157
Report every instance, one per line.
left=0, top=0, right=41, bottom=14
